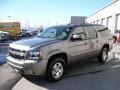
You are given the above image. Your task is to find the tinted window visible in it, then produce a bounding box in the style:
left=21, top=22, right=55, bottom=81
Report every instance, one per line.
left=98, top=28, right=111, bottom=37
left=95, top=26, right=111, bottom=37
left=37, top=26, right=71, bottom=40
left=84, top=26, right=97, bottom=39
left=72, top=26, right=87, bottom=40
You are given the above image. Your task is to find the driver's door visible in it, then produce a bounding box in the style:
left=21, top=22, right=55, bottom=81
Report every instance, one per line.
left=68, top=26, right=90, bottom=63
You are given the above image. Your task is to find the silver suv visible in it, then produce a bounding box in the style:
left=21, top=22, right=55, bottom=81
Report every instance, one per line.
left=7, top=24, right=113, bottom=81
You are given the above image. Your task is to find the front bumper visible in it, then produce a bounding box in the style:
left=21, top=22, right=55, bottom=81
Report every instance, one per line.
left=7, top=55, right=47, bottom=76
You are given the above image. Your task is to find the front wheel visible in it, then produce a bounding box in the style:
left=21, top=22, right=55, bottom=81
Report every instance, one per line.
left=46, top=58, right=65, bottom=81
left=98, top=48, right=108, bottom=63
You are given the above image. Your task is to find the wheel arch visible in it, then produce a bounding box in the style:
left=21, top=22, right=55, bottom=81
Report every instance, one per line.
left=47, top=53, right=68, bottom=65
left=46, top=53, right=68, bottom=81
left=102, top=43, right=109, bottom=51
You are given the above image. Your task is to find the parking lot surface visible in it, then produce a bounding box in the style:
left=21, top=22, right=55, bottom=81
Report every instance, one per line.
left=1, top=42, right=120, bottom=90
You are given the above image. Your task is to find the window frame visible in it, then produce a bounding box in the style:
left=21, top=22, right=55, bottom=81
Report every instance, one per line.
left=70, top=26, right=87, bottom=41
left=83, top=26, right=98, bottom=40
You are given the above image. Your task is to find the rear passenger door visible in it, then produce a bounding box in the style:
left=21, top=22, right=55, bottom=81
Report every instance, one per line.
left=84, top=26, right=99, bottom=57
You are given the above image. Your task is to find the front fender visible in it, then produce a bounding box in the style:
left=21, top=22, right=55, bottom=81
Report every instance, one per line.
left=47, top=49, right=64, bottom=60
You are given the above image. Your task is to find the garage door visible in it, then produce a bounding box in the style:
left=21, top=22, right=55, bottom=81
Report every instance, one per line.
left=117, top=14, right=120, bottom=31
left=97, top=20, right=101, bottom=24
left=107, top=16, right=113, bottom=31
left=101, top=18, right=106, bottom=26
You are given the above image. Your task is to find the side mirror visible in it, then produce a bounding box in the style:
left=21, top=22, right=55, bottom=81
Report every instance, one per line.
left=71, top=34, right=82, bottom=41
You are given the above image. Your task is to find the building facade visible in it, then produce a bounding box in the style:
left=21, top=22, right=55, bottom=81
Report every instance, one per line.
left=86, top=0, right=120, bottom=33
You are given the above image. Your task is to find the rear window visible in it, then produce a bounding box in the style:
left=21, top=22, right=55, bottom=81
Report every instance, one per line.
left=96, top=26, right=111, bottom=37
left=98, top=29, right=111, bottom=37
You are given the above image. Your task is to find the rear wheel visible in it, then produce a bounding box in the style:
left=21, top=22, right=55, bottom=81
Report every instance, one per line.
left=98, top=48, right=108, bottom=63
left=46, top=58, right=65, bottom=81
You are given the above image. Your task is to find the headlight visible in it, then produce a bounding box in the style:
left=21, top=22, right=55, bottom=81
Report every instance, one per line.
left=28, top=50, right=43, bottom=60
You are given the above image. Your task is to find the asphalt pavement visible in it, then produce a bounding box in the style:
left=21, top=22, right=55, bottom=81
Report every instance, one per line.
left=12, top=57, right=120, bottom=90
left=0, top=64, right=22, bottom=90
left=0, top=42, right=120, bottom=90
left=12, top=64, right=120, bottom=90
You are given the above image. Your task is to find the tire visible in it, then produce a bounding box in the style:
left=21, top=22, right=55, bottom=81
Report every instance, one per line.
left=98, top=48, right=108, bottom=63
left=46, top=58, right=65, bottom=81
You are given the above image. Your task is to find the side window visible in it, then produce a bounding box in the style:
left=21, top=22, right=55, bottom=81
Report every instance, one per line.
left=95, top=26, right=111, bottom=37
left=98, top=28, right=111, bottom=37
left=84, top=26, right=97, bottom=39
left=72, top=27, right=87, bottom=40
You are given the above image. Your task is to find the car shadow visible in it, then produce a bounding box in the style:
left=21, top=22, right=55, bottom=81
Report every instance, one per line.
left=0, top=63, right=6, bottom=66
left=23, top=57, right=120, bottom=90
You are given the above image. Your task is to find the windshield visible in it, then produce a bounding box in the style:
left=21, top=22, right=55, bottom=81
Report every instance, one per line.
left=36, top=26, right=71, bottom=40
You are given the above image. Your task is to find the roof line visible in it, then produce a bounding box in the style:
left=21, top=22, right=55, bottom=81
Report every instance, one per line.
left=88, top=0, right=119, bottom=18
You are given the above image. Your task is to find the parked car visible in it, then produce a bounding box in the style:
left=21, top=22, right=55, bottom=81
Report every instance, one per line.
left=32, top=29, right=43, bottom=36
left=20, top=29, right=34, bottom=37
left=7, top=24, right=113, bottom=81
left=0, top=31, right=9, bottom=42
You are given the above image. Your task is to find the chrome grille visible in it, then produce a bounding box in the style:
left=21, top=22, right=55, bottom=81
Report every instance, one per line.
left=9, top=47, right=27, bottom=60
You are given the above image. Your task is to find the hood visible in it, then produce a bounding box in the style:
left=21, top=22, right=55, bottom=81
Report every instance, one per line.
left=11, top=37, right=59, bottom=48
